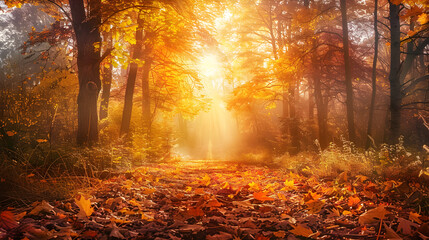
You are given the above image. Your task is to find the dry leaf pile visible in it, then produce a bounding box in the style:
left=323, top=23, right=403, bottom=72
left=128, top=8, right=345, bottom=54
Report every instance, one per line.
left=1, top=160, right=428, bottom=239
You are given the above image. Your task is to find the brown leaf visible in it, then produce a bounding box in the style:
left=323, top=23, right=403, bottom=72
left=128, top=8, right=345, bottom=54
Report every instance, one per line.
left=207, top=232, right=233, bottom=240
left=384, top=222, right=402, bottom=240
left=358, top=206, right=388, bottom=225
left=397, top=217, right=419, bottom=235
left=29, top=200, right=55, bottom=215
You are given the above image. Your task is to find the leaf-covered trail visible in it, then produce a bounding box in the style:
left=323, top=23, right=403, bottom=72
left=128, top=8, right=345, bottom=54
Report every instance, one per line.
left=1, top=160, right=428, bottom=239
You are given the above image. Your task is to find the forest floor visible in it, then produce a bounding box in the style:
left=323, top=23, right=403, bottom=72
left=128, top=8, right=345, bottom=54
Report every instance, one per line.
left=1, top=159, right=429, bottom=239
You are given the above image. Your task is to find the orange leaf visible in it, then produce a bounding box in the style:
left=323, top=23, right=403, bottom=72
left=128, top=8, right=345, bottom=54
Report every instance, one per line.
left=253, top=191, right=274, bottom=202
left=205, top=199, right=222, bottom=208
left=409, top=211, right=422, bottom=224
left=5, top=131, right=15, bottom=137
left=195, top=188, right=205, bottom=194
left=306, top=199, right=325, bottom=214
left=290, top=223, right=314, bottom=237
left=187, top=207, right=204, bottom=217
left=348, top=196, right=360, bottom=207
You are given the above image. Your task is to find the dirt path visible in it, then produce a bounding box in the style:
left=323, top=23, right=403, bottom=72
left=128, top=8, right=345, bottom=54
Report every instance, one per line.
left=0, top=160, right=427, bottom=239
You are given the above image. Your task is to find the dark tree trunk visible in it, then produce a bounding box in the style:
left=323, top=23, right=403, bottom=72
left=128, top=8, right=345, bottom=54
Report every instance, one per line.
left=99, top=31, right=113, bottom=120
left=120, top=16, right=144, bottom=137
left=69, top=0, right=102, bottom=146
left=142, top=44, right=153, bottom=135
left=366, top=0, right=379, bottom=149
left=314, top=74, right=329, bottom=149
left=289, top=82, right=300, bottom=155
left=340, top=0, right=356, bottom=143
left=388, top=1, right=401, bottom=142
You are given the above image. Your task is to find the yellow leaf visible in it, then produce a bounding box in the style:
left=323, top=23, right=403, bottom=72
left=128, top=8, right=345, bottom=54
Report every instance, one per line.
left=417, top=13, right=428, bottom=25
left=343, top=210, right=352, bottom=215
left=248, top=182, right=260, bottom=192
left=199, top=174, right=211, bottom=186
left=281, top=179, right=296, bottom=191
left=75, top=195, right=94, bottom=218
left=36, top=139, right=47, bottom=143
left=110, top=217, right=131, bottom=224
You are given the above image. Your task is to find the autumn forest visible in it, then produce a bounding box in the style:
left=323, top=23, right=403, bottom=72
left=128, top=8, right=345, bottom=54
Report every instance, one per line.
left=0, top=0, right=429, bottom=239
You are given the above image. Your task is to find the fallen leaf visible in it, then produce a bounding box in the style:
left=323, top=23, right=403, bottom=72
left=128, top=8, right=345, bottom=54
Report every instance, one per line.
left=281, top=179, right=296, bottom=191
left=187, top=207, right=204, bottom=217
left=248, top=182, right=261, bottom=192
left=290, top=223, right=314, bottom=237
left=410, top=211, right=423, bottom=224
left=397, top=217, right=419, bottom=235
left=207, top=232, right=233, bottom=240
left=359, top=206, right=388, bottom=225
left=253, top=191, right=274, bottom=202
left=273, top=230, right=286, bottom=238
left=348, top=196, right=360, bottom=207
left=75, top=195, right=94, bottom=218
left=205, top=199, right=222, bottom=208
left=384, top=222, right=402, bottom=240
left=29, top=200, right=55, bottom=215
left=306, top=199, right=325, bottom=214
left=109, top=222, right=125, bottom=239
left=0, top=211, right=18, bottom=230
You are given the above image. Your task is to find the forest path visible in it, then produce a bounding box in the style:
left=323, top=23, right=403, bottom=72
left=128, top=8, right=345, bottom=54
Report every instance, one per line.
left=1, top=160, right=425, bottom=239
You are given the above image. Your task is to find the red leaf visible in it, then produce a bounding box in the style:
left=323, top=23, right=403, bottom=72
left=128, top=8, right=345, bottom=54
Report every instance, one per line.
left=0, top=211, right=18, bottom=231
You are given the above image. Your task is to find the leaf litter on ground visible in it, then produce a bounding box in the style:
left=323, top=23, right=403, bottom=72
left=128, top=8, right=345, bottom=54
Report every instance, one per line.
left=0, top=159, right=428, bottom=239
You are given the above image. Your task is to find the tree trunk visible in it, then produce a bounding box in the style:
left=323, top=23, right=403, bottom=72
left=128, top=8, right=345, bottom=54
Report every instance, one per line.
left=69, top=0, right=102, bottom=146
left=366, top=0, right=379, bottom=149
left=340, top=0, right=356, bottom=143
left=120, top=16, right=144, bottom=137
left=289, top=82, right=300, bottom=155
left=99, top=31, right=113, bottom=120
left=314, top=74, right=329, bottom=149
left=142, top=44, right=153, bottom=135
left=388, top=1, right=401, bottom=142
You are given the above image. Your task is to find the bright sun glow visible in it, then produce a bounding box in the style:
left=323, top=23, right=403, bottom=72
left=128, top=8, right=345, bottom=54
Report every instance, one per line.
left=198, top=53, right=224, bottom=94
left=199, top=53, right=220, bottom=78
